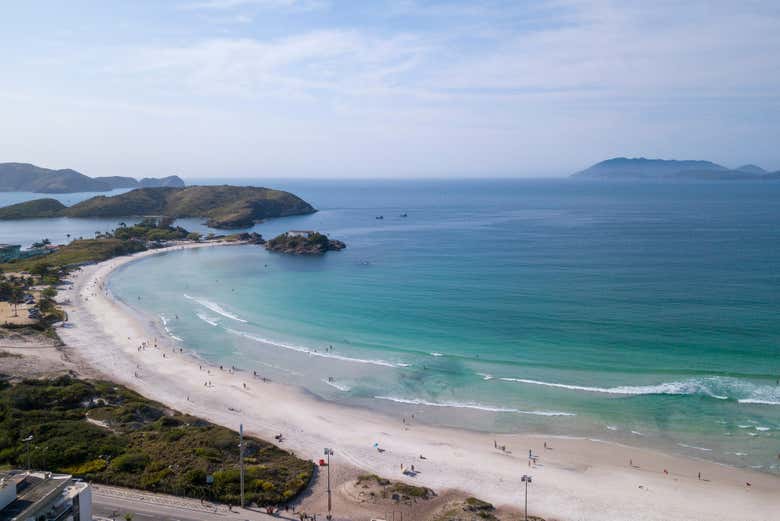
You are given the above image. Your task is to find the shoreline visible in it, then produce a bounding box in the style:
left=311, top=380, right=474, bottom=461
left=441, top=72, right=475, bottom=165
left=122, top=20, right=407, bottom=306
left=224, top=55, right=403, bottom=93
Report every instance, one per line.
left=57, top=243, right=780, bottom=521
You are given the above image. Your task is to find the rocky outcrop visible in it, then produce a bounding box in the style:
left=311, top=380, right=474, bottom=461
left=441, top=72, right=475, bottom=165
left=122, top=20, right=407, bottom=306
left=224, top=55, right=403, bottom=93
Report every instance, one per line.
left=264, top=231, right=345, bottom=255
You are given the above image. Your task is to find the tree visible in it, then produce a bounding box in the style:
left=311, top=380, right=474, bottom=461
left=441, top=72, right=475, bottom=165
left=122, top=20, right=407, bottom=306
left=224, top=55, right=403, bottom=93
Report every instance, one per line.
left=30, top=263, right=51, bottom=277
left=9, top=286, right=24, bottom=317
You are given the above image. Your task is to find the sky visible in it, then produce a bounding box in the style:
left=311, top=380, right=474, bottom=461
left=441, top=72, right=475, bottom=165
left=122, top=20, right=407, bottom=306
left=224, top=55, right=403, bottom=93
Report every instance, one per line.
left=1, top=0, right=779, bottom=178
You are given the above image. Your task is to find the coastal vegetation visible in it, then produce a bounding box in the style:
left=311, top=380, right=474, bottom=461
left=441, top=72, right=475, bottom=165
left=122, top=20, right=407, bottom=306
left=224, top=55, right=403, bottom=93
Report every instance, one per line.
left=0, top=376, right=314, bottom=506
left=0, top=162, right=183, bottom=193
left=0, top=185, right=316, bottom=229
left=0, top=219, right=196, bottom=272
left=265, top=231, right=345, bottom=255
left=356, top=474, right=434, bottom=500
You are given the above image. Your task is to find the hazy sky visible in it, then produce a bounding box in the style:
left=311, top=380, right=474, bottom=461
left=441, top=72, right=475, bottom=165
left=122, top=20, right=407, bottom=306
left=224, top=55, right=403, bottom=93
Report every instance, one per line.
left=1, top=1, right=778, bottom=178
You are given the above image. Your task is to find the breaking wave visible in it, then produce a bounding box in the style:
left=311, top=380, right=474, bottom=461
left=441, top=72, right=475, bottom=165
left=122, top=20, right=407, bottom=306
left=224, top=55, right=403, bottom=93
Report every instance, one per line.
left=225, top=328, right=407, bottom=368
left=374, top=395, right=575, bottom=416
left=195, top=312, right=219, bottom=327
left=498, top=376, right=779, bottom=404
left=322, top=379, right=351, bottom=392
left=184, top=294, right=247, bottom=323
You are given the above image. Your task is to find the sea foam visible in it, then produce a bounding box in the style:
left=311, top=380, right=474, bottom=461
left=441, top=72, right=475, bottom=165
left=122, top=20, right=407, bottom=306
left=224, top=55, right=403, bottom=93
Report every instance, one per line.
left=498, top=375, right=778, bottom=404
left=374, top=395, right=575, bottom=416
left=322, top=379, right=351, bottom=392
left=196, top=312, right=219, bottom=327
left=225, top=328, right=407, bottom=368
left=184, top=294, right=247, bottom=323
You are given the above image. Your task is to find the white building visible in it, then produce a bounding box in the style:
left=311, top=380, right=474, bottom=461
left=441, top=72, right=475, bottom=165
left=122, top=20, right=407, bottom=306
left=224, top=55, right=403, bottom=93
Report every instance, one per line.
left=0, top=471, right=91, bottom=521
left=287, top=230, right=316, bottom=237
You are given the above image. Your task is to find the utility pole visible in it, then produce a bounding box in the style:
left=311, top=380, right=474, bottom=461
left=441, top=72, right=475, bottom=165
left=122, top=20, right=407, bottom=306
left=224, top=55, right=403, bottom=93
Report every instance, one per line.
left=239, top=424, right=245, bottom=508
left=521, top=474, right=532, bottom=521
left=324, top=448, right=334, bottom=520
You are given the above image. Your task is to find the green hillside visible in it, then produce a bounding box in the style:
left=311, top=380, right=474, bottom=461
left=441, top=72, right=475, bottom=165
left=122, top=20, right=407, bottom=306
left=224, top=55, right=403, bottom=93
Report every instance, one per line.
left=0, top=198, right=66, bottom=219
left=0, top=185, right=316, bottom=228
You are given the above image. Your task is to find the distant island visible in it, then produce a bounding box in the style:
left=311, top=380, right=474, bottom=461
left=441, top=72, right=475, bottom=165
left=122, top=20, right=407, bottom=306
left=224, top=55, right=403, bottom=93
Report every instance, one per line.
left=572, top=157, right=780, bottom=180
left=265, top=231, right=346, bottom=255
left=0, top=185, right=316, bottom=228
left=0, top=162, right=185, bottom=193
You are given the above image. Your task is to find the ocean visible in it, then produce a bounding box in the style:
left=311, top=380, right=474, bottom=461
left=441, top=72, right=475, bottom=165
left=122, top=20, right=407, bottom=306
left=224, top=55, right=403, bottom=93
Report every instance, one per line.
left=3, top=179, right=779, bottom=473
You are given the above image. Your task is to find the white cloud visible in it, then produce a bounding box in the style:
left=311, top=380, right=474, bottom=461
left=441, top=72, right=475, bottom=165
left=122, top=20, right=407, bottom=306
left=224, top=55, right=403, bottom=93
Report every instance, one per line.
left=110, top=30, right=432, bottom=102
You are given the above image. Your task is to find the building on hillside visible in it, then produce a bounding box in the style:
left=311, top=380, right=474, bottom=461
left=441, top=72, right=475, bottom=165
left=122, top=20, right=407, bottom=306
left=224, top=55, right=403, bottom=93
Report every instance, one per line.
left=18, top=246, right=56, bottom=260
left=0, top=470, right=91, bottom=521
left=0, top=245, right=21, bottom=263
left=0, top=244, right=55, bottom=264
left=287, top=230, right=316, bottom=237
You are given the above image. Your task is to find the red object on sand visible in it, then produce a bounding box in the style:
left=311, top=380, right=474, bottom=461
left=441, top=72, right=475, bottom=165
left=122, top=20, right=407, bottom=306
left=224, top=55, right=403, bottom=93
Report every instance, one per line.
left=319, top=459, right=327, bottom=466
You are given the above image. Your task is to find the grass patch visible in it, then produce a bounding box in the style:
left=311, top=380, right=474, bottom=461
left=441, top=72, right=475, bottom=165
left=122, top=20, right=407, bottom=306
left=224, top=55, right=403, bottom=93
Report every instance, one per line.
left=0, top=376, right=312, bottom=506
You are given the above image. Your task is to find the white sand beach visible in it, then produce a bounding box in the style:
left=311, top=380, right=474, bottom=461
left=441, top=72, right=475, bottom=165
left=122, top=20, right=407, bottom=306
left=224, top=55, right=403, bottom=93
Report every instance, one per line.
left=56, top=243, right=780, bottom=521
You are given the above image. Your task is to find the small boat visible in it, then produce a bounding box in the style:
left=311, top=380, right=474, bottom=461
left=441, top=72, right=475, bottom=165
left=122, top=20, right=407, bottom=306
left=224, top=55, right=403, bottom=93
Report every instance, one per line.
left=400, top=213, right=408, bottom=217
left=375, top=215, right=384, bottom=220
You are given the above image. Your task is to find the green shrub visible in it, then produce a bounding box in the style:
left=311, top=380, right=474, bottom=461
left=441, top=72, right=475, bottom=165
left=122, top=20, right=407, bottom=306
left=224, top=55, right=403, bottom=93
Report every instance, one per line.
left=111, top=452, right=149, bottom=473
left=0, top=378, right=312, bottom=505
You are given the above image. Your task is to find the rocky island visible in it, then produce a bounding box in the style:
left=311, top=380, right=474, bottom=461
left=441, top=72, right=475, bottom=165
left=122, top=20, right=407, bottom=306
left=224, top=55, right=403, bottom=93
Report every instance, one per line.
left=265, top=231, right=346, bottom=255
left=0, top=162, right=184, bottom=192
left=572, top=157, right=780, bottom=180
left=0, top=185, right=316, bottom=229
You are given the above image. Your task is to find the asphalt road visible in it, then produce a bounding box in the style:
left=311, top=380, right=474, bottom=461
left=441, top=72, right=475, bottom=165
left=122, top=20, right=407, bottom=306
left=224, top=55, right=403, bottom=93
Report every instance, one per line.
left=91, top=485, right=290, bottom=521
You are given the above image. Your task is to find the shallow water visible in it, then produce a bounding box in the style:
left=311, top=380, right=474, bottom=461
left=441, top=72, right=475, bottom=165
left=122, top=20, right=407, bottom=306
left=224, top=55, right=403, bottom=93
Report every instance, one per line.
left=3, top=179, right=779, bottom=473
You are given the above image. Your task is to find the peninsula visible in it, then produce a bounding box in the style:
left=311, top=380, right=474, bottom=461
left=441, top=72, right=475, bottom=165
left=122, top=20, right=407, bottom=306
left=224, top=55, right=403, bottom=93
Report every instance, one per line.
left=573, top=157, right=780, bottom=180
left=0, top=162, right=184, bottom=193
left=265, top=231, right=346, bottom=255
left=0, top=185, right=316, bottom=229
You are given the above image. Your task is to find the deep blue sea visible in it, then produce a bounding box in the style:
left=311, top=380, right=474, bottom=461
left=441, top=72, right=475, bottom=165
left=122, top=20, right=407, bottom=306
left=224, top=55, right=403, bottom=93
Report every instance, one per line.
left=2, top=179, right=779, bottom=473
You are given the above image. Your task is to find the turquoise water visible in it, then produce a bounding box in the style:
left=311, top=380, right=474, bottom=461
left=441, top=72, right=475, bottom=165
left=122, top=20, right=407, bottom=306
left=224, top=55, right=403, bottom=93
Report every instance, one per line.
left=5, top=179, right=779, bottom=472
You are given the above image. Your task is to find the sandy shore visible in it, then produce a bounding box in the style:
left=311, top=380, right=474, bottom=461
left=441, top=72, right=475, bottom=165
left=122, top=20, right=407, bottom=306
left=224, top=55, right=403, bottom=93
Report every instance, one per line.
left=56, top=243, right=780, bottom=521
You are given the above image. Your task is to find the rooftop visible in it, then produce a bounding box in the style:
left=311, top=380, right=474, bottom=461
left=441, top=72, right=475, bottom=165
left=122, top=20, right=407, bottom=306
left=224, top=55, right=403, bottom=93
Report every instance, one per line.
left=0, top=471, right=72, bottom=521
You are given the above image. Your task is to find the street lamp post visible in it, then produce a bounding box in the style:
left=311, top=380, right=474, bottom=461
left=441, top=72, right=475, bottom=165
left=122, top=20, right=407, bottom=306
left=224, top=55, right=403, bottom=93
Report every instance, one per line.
left=22, top=435, right=33, bottom=471
left=521, top=474, right=532, bottom=521
left=323, top=448, right=334, bottom=520
left=239, top=424, right=245, bottom=508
